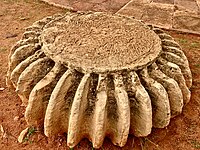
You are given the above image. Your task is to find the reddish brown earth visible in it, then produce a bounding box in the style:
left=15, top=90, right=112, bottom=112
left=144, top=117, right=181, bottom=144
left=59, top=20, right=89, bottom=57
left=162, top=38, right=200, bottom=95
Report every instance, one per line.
left=0, top=0, right=200, bottom=150
left=41, top=0, right=130, bottom=13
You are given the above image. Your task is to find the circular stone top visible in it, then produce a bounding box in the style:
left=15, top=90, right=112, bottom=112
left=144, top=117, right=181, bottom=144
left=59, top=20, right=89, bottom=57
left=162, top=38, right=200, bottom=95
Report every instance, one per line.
left=41, top=12, right=162, bottom=73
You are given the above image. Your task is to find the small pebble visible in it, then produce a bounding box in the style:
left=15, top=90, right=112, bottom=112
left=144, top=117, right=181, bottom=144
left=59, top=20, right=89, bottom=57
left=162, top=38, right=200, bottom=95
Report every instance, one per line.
left=14, top=116, right=20, bottom=121
left=18, top=127, right=29, bottom=143
left=6, top=33, right=18, bottom=39
left=0, top=88, right=5, bottom=91
left=0, top=125, right=4, bottom=134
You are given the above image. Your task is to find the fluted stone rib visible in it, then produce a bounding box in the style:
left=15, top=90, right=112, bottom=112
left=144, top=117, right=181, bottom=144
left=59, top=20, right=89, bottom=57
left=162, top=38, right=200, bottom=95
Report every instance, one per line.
left=23, top=15, right=64, bottom=40
left=162, top=39, right=181, bottom=48
left=157, top=33, right=173, bottom=40
left=32, top=19, right=51, bottom=28
left=162, top=46, right=188, bottom=62
left=148, top=63, right=183, bottom=118
left=9, top=44, right=40, bottom=74
left=32, top=14, right=63, bottom=29
left=161, top=51, right=187, bottom=67
left=10, top=50, right=45, bottom=87
left=112, top=74, right=130, bottom=147
left=25, top=63, right=66, bottom=126
left=22, top=31, right=40, bottom=40
left=25, top=26, right=42, bottom=33
left=42, top=13, right=68, bottom=29
left=30, top=17, right=53, bottom=30
left=8, top=14, right=62, bottom=67
left=67, top=74, right=91, bottom=148
left=16, top=57, right=54, bottom=105
left=27, top=17, right=53, bottom=32
left=6, top=39, right=39, bottom=87
left=139, top=68, right=170, bottom=128
left=157, top=58, right=191, bottom=104
left=152, top=28, right=164, bottom=34
left=9, top=38, right=39, bottom=59
left=7, top=14, right=63, bottom=87
left=44, top=70, right=73, bottom=137
left=161, top=52, right=192, bottom=88
left=128, top=71, right=153, bottom=135
left=92, top=74, right=108, bottom=148
left=155, top=29, right=190, bottom=74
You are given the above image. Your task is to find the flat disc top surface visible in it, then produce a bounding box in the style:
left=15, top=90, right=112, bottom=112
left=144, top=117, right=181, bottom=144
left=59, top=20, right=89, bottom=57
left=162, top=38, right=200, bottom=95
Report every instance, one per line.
left=41, top=12, right=162, bottom=73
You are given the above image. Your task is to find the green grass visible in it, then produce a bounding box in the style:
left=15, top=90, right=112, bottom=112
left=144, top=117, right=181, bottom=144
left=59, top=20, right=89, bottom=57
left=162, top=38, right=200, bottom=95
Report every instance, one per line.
left=190, top=140, right=200, bottom=149
left=89, top=141, right=95, bottom=150
left=179, top=39, right=188, bottom=44
left=194, top=64, right=200, bottom=68
left=23, top=127, right=36, bottom=143
left=177, top=38, right=200, bottom=49
left=139, top=137, right=161, bottom=150
left=190, top=42, right=200, bottom=48
left=0, top=47, right=7, bottom=52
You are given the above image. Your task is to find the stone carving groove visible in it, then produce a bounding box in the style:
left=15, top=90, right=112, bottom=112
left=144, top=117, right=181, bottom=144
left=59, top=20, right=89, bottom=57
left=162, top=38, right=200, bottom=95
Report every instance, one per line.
left=7, top=12, right=192, bottom=148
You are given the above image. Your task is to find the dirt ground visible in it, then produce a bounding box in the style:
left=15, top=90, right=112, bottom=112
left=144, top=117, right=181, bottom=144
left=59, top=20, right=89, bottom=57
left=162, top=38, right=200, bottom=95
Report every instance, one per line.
left=0, top=0, right=200, bottom=150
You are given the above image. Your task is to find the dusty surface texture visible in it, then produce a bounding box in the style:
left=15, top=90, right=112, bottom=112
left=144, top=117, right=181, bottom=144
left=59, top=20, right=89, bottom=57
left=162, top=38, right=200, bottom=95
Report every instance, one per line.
left=0, top=0, right=200, bottom=150
left=41, top=12, right=161, bottom=73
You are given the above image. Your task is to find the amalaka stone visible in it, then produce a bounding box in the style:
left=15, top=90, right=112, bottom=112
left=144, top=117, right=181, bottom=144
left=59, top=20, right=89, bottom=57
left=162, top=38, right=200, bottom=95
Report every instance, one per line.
left=7, top=12, right=192, bottom=149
